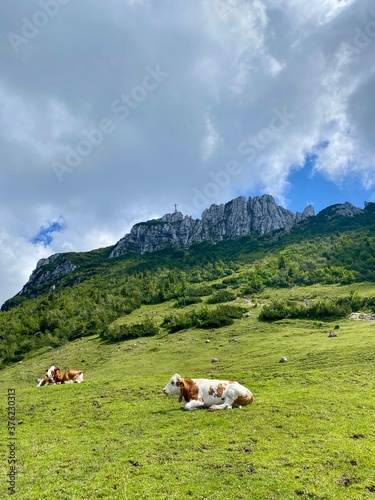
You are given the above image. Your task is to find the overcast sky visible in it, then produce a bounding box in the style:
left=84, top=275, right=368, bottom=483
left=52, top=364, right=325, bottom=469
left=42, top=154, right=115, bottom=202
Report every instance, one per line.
left=1, top=0, right=375, bottom=306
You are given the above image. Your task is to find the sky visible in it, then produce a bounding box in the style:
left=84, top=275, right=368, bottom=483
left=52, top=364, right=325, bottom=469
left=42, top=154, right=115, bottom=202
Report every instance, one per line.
left=1, top=0, right=375, bottom=306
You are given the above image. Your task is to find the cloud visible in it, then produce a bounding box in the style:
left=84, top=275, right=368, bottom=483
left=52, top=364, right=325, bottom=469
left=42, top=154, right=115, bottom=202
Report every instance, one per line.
left=0, top=222, right=52, bottom=305
left=202, top=116, right=222, bottom=160
left=1, top=0, right=375, bottom=305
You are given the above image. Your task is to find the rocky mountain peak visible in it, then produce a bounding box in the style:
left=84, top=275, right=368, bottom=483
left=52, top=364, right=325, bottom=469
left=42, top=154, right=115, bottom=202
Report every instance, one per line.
left=319, top=202, right=363, bottom=219
left=109, top=195, right=315, bottom=258
left=17, top=254, right=76, bottom=298
left=159, top=212, right=184, bottom=223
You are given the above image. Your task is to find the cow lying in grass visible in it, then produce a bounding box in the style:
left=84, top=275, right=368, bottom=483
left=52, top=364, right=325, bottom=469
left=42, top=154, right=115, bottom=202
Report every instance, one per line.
left=36, top=365, right=84, bottom=386
left=163, top=373, right=254, bottom=411
left=36, top=366, right=55, bottom=386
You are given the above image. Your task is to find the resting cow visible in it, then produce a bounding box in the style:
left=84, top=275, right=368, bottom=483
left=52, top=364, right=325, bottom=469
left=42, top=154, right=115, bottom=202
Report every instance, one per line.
left=64, top=369, right=84, bottom=384
left=163, top=373, right=254, bottom=411
left=37, top=365, right=84, bottom=386
left=52, top=367, right=84, bottom=384
left=36, top=365, right=57, bottom=386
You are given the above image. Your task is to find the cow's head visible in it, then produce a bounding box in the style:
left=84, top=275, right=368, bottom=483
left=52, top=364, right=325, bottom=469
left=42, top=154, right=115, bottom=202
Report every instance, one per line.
left=46, top=365, right=56, bottom=380
left=163, top=373, right=184, bottom=398
left=53, top=367, right=63, bottom=382
left=46, top=365, right=56, bottom=377
left=46, top=365, right=62, bottom=384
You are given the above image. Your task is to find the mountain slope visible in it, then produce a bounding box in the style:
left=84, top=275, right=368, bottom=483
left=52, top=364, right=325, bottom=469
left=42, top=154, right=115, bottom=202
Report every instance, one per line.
left=0, top=197, right=375, bottom=365
left=10, top=195, right=370, bottom=302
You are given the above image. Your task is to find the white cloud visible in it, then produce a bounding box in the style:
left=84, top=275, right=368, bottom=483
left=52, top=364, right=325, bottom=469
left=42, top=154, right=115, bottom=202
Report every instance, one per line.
left=0, top=85, right=83, bottom=162
left=267, top=0, right=356, bottom=29
left=1, top=0, right=375, bottom=305
left=202, top=116, right=222, bottom=160
left=0, top=229, right=51, bottom=303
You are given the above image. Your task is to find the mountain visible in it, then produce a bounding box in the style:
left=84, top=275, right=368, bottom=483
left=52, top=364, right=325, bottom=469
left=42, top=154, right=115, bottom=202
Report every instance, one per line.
left=14, top=195, right=314, bottom=299
left=1, top=195, right=375, bottom=365
left=10, top=195, right=375, bottom=303
left=110, top=195, right=315, bottom=257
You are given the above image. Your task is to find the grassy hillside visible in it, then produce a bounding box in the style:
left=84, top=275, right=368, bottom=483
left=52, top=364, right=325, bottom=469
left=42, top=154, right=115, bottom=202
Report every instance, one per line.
left=1, top=284, right=375, bottom=499
left=1, top=209, right=375, bottom=497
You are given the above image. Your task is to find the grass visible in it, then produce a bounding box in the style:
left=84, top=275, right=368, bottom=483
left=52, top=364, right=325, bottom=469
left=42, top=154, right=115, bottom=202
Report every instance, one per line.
left=1, top=284, right=375, bottom=499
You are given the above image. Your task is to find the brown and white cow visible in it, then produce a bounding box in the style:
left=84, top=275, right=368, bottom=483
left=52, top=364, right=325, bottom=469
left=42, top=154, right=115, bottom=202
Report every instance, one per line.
left=36, top=365, right=57, bottom=386
left=37, top=365, right=83, bottom=386
left=63, top=368, right=84, bottom=384
left=163, top=373, right=254, bottom=411
left=52, top=367, right=84, bottom=384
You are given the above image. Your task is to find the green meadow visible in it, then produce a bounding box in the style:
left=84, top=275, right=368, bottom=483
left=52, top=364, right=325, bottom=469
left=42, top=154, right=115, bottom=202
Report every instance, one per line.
left=1, top=284, right=375, bottom=499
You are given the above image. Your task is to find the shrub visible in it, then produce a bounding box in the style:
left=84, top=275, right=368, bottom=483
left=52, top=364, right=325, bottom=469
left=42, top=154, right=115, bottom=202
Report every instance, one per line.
left=206, top=289, right=237, bottom=304
left=241, top=282, right=265, bottom=295
left=259, top=296, right=354, bottom=322
left=222, top=277, right=240, bottom=286
left=184, top=285, right=214, bottom=297
left=162, top=304, right=247, bottom=333
left=306, top=299, right=351, bottom=319
left=193, top=307, right=234, bottom=329
left=174, top=296, right=202, bottom=308
left=102, top=318, right=159, bottom=342
left=258, top=299, right=301, bottom=321
left=211, top=282, right=228, bottom=290
left=161, top=312, right=196, bottom=333
left=216, top=304, right=247, bottom=319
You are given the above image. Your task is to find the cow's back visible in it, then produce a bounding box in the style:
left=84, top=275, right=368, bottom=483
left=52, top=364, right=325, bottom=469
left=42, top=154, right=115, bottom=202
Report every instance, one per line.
left=192, top=378, right=250, bottom=407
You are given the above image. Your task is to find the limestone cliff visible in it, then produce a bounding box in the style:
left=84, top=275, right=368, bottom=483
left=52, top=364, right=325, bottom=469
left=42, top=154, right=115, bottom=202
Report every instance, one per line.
left=17, top=254, right=76, bottom=297
left=109, top=195, right=315, bottom=257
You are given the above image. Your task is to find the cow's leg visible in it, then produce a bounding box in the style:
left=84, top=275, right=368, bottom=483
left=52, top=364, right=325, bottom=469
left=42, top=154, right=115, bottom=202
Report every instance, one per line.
left=208, top=403, right=232, bottom=411
left=37, top=377, right=50, bottom=387
left=184, top=400, right=205, bottom=411
left=208, top=387, right=238, bottom=411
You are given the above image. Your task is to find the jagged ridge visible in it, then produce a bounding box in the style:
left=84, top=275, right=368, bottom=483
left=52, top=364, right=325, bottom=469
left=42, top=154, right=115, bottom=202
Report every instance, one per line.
left=110, top=195, right=315, bottom=257
left=15, top=196, right=370, bottom=300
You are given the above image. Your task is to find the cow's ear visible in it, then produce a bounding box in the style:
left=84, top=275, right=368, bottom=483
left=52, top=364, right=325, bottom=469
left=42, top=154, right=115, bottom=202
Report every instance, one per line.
left=177, top=378, right=184, bottom=387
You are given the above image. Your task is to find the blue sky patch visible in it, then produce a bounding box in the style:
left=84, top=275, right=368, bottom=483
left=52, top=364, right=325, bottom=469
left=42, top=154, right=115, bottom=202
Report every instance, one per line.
left=31, top=217, right=66, bottom=247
